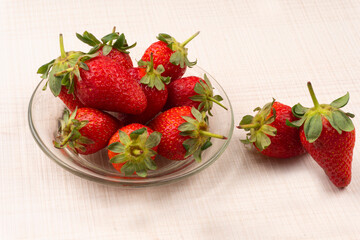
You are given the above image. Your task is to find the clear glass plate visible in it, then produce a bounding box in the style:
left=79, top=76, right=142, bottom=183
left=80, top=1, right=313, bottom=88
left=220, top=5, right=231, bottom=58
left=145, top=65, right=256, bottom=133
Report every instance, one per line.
left=28, top=66, right=234, bottom=188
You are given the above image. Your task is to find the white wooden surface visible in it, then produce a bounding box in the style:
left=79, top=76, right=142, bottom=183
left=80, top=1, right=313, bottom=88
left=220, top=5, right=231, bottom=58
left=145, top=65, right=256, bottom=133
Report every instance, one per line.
left=1, top=0, right=360, bottom=239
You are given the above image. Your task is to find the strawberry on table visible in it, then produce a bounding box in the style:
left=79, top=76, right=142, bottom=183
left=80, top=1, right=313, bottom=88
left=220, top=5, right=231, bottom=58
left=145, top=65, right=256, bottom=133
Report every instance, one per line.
left=141, top=32, right=200, bottom=80
left=54, top=107, right=119, bottom=155
left=287, top=82, right=355, bottom=188
left=165, top=74, right=227, bottom=115
left=76, top=27, right=136, bottom=69
left=238, top=99, right=305, bottom=158
left=37, top=34, right=85, bottom=111
left=107, top=123, right=161, bottom=177
left=149, top=106, right=227, bottom=161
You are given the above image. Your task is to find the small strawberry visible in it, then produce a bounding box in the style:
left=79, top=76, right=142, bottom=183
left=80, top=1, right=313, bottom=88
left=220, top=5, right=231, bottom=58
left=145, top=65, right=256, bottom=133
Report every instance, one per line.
left=141, top=32, right=199, bottom=80
left=37, top=34, right=88, bottom=110
left=126, top=53, right=170, bottom=123
left=287, top=82, right=355, bottom=187
left=238, top=100, right=305, bottom=158
left=54, top=107, right=119, bottom=155
left=76, top=27, right=136, bottom=69
left=149, top=106, right=227, bottom=161
left=107, top=123, right=161, bottom=177
left=165, top=74, right=227, bottom=115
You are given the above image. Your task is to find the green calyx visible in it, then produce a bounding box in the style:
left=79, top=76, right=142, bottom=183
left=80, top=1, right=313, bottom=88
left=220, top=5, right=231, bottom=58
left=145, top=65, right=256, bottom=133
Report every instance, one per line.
left=237, top=99, right=277, bottom=151
left=107, top=128, right=162, bottom=177
left=76, top=26, right=136, bottom=55
left=179, top=107, right=227, bottom=162
left=37, top=34, right=97, bottom=97
left=137, top=53, right=170, bottom=91
left=157, top=31, right=199, bottom=68
left=53, top=108, right=94, bottom=153
left=189, top=74, right=228, bottom=116
left=287, top=82, right=355, bottom=143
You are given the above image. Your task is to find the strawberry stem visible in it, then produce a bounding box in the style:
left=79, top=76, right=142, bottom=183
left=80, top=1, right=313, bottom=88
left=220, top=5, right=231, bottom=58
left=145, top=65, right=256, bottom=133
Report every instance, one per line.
left=109, top=26, right=116, bottom=45
left=132, top=149, right=143, bottom=156
left=199, top=130, right=227, bottom=139
left=54, top=67, right=74, bottom=76
left=59, top=34, right=66, bottom=59
left=237, top=123, right=259, bottom=129
left=207, top=97, right=228, bottom=110
left=180, top=31, right=200, bottom=47
left=307, top=82, right=320, bottom=109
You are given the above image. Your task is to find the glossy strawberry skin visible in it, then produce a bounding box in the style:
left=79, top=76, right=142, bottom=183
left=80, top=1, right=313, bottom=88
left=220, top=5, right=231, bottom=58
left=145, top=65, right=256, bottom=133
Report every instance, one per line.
left=260, top=102, right=306, bottom=158
left=126, top=67, right=168, bottom=124
left=75, top=108, right=119, bottom=155
left=149, top=106, right=193, bottom=160
left=300, top=118, right=355, bottom=188
left=108, top=123, right=156, bottom=172
left=76, top=55, right=147, bottom=114
left=98, top=46, right=133, bottom=69
left=141, top=41, right=186, bottom=81
left=165, top=76, right=202, bottom=109
left=58, top=87, right=85, bottom=111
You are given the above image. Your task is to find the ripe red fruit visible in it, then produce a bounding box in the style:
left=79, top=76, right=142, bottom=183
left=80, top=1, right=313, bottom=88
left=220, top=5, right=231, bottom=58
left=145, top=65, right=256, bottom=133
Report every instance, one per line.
left=76, top=27, right=136, bottom=69
left=238, top=100, right=306, bottom=158
left=141, top=32, right=199, bottom=80
left=107, top=123, right=161, bottom=177
left=287, top=82, right=355, bottom=187
left=149, top=106, right=227, bottom=161
left=54, top=107, right=119, bottom=155
left=75, top=55, right=147, bottom=114
left=165, top=74, right=227, bottom=115
left=37, top=34, right=86, bottom=109
left=58, top=87, right=85, bottom=111
left=126, top=54, right=170, bottom=123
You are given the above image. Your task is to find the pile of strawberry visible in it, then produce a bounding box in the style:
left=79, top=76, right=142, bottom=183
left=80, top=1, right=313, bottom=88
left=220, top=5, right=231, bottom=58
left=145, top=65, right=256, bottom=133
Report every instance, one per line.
left=37, top=28, right=228, bottom=177
left=238, top=82, right=355, bottom=188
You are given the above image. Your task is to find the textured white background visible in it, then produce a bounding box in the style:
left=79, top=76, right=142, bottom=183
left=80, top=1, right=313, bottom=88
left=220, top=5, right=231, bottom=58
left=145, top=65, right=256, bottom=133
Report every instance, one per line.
left=1, top=0, right=360, bottom=239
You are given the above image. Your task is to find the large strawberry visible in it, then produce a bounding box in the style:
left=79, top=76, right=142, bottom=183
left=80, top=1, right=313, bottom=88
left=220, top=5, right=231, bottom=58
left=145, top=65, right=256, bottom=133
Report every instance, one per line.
left=149, top=106, right=227, bottom=161
left=37, top=34, right=86, bottom=111
left=141, top=32, right=199, bottom=80
left=76, top=27, right=136, bottom=69
left=54, top=107, right=119, bottom=155
left=165, top=74, right=227, bottom=115
left=238, top=100, right=306, bottom=158
left=107, top=123, right=161, bottom=177
left=126, top=53, right=170, bottom=123
left=287, top=82, right=355, bottom=188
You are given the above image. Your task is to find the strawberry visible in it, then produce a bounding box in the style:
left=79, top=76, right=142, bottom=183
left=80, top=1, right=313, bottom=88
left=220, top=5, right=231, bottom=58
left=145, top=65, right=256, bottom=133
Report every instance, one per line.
left=37, top=34, right=87, bottom=110
left=107, top=123, right=161, bottom=177
left=238, top=100, right=306, bottom=158
left=76, top=27, right=136, bottom=69
left=165, top=74, right=227, bottom=115
left=54, top=107, right=119, bottom=155
left=287, top=82, right=355, bottom=187
left=149, top=106, right=227, bottom=161
left=74, top=55, right=147, bottom=114
left=126, top=53, right=170, bottom=123
left=141, top=32, right=199, bottom=80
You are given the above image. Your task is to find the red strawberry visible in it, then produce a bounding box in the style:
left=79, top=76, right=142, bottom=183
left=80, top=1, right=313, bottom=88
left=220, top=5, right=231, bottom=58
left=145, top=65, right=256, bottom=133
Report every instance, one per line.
left=141, top=32, right=199, bottom=80
left=54, top=107, right=119, bottom=155
left=75, top=55, right=147, bottom=114
left=37, top=34, right=86, bottom=109
left=58, top=87, right=85, bottom=111
left=287, top=82, right=355, bottom=187
left=107, top=123, right=161, bottom=177
left=238, top=100, right=306, bottom=158
left=165, top=74, right=227, bottom=115
left=126, top=53, right=170, bottom=123
left=149, top=106, right=227, bottom=161
left=76, top=27, right=136, bottom=69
